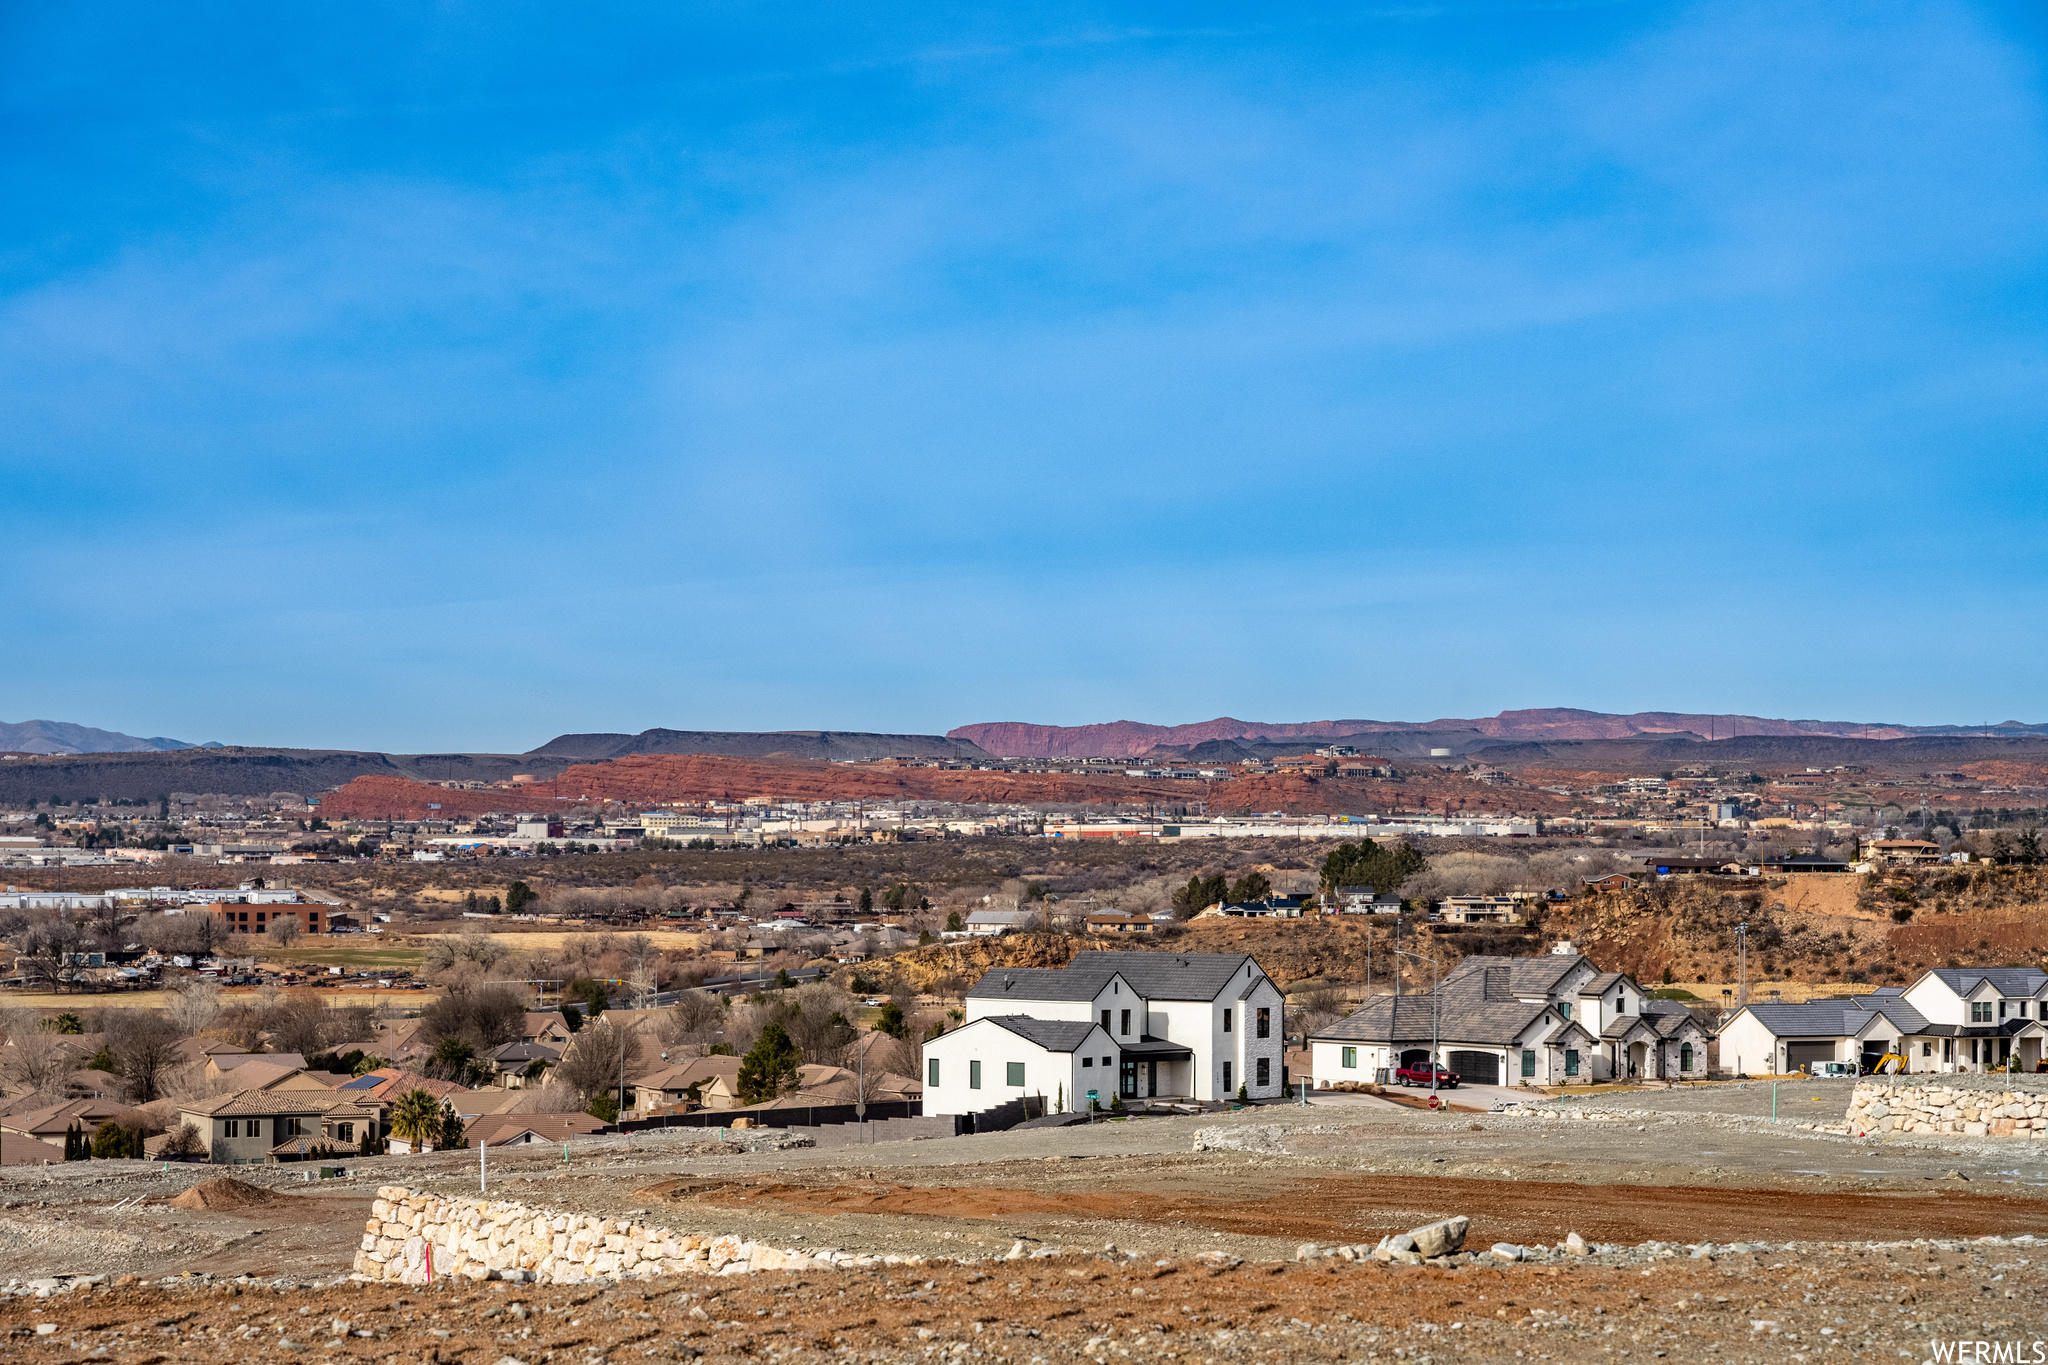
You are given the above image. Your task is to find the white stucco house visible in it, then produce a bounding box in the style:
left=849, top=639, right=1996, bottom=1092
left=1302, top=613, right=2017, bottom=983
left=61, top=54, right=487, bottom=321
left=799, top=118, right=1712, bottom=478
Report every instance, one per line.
left=924, top=951, right=1287, bottom=1118
left=920, top=1016, right=1114, bottom=1118
left=1309, top=947, right=1702, bottom=1086
left=1718, top=969, right=2048, bottom=1076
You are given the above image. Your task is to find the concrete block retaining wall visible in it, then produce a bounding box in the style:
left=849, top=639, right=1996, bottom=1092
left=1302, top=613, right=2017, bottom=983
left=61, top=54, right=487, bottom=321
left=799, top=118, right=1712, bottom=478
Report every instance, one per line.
left=1844, top=1077, right=2048, bottom=1138
left=353, top=1186, right=915, bottom=1286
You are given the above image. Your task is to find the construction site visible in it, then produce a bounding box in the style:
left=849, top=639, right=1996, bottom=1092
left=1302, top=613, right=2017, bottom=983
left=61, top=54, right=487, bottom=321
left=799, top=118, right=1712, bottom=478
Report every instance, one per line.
left=0, top=1079, right=2044, bottom=1361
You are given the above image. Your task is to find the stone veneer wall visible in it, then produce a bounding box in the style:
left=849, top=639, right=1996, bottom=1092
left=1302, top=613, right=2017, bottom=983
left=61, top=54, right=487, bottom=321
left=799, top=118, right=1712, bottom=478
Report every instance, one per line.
left=1844, top=1076, right=2048, bottom=1138
left=354, top=1186, right=910, bottom=1285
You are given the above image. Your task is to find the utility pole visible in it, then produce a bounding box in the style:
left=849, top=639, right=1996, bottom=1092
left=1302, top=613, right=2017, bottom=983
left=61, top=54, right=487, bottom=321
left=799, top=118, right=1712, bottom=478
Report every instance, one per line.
left=1736, top=921, right=1749, bottom=1007
left=1393, top=949, right=1440, bottom=1099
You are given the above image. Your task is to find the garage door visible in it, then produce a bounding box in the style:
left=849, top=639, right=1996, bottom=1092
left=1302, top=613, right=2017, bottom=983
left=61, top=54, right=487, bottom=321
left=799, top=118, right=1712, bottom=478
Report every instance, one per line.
left=1448, top=1051, right=1498, bottom=1086
left=1786, top=1042, right=1835, bottom=1072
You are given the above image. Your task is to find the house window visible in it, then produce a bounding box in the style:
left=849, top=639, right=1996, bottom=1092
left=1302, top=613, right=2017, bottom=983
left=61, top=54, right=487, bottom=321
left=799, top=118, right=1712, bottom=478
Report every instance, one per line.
left=1556, top=1002, right=1571, bottom=1020
left=1101, top=1009, right=1111, bottom=1031
left=1679, top=1043, right=1694, bottom=1072
left=1999, top=1001, right=2009, bottom=1019
left=337, top=1123, right=354, bottom=1142
left=224, top=1120, right=239, bottom=1138
left=1255, top=1057, right=1270, bottom=1088
left=1222, top=1061, right=1233, bottom=1092
left=1520, top=1049, right=1535, bottom=1078
left=1007, top=1062, right=1025, bottom=1087
left=1256, top=1007, right=1270, bottom=1039
left=1341, top=1047, right=1357, bottom=1069
left=928, top=1058, right=940, bottom=1087
left=1971, top=1002, right=1992, bottom=1023
left=1223, top=1009, right=1232, bottom=1034
left=1081, top=1056, right=1094, bottom=1068
left=1565, top=1050, right=1580, bottom=1077
left=1119, top=1009, right=1130, bottom=1036
left=969, top=1060, right=981, bottom=1090
left=1102, top=1055, right=1112, bottom=1067
left=1921, top=1040, right=1933, bottom=1056
left=246, top=1119, right=261, bottom=1138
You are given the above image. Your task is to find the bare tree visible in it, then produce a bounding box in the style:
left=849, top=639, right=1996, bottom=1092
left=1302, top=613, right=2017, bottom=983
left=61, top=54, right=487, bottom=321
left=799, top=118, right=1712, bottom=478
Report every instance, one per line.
left=164, top=975, right=223, bottom=1036
left=108, top=1010, right=187, bottom=1103
left=1287, top=984, right=1348, bottom=1040
left=262, top=992, right=337, bottom=1056
left=552, top=1016, right=642, bottom=1102
left=2, top=1029, right=78, bottom=1104
left=266, top=916, right=302, bottom=950
left=14, top=915, right=83, bottom=992
left=655, top=990, right=723, bottom=1051
left=782, top=983, right=857, bottom=1068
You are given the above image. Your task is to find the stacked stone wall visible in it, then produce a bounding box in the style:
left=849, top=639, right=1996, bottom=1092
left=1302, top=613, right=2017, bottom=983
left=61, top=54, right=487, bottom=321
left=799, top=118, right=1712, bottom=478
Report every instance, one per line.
left=353, top=1186, right=911, bottom=1285
left=1844, top=1076, right=2048, bottom=1138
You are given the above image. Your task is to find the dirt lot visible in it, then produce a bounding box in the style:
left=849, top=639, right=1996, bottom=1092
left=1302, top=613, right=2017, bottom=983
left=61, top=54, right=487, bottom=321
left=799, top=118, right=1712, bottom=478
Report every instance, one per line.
left=2, top=1087, right=2047, bottom=1359
left=0, top=1233, right=2039, bottom=1364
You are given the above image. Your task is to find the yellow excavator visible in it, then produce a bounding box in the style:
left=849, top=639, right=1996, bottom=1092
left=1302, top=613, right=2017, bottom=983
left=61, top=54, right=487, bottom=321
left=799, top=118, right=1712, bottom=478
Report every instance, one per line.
left=1863, top=1053, right=1908, bottom=1076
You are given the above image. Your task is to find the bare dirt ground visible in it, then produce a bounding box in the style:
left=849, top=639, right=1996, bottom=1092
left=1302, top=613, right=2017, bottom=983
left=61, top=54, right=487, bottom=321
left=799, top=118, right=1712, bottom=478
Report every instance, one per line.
left=0, top=1237, right=2039, bottom=1364
left=2, top=1087, right=2047, bottom=1360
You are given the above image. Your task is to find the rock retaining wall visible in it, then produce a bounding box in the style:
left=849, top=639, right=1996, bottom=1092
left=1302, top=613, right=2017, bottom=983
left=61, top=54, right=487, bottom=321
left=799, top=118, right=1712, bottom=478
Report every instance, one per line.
left=1844, top=1078, right=2048, bottom=1138
left=353, top=1186, right=914, bottom=1286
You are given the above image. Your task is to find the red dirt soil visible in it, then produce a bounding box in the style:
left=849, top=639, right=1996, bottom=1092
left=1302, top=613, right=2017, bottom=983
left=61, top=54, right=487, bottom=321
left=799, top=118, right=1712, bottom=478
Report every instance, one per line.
left=656, top=1174, right=2048, bottom=1251
left=167, top=1178, right=292, bottom=1211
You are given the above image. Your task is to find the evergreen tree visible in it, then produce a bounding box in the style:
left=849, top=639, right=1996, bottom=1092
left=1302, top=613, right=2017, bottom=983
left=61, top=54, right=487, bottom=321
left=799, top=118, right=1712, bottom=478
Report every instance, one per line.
left=1318, top=839, right=1428, bottom=894
left=736, top=1022, right=802, bottom=1103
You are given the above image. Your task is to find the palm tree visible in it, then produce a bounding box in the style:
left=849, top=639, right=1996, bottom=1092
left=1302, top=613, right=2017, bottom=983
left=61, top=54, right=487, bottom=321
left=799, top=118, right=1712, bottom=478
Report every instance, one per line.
left=389, top=1087, right=444, bottom=1153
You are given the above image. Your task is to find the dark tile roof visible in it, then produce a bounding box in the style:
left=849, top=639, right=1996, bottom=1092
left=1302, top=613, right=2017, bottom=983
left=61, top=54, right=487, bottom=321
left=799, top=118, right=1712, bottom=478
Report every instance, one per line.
left=966, top=967, right=1118, bottom=1002
left=1927, top=967, right=2048, bottom=997
left=1735, top=998, right=1930, bottom=1038
left=980, top=1016, right=1101, bottom=1052
left=969, top=952, right=1266, bottom=1004
left=1310, top=992, right=1562, bottom=1048
left=1075, top=951, right=1263, bottom=1001
left=1444, top=953, right=1586, bottom=999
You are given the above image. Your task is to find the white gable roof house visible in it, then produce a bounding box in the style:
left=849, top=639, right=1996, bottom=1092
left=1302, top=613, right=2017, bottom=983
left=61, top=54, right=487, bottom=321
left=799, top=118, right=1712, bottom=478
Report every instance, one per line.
left=924, top=951, right=1287, bottom=1121
left=1718, top=968, right=2048, bottom=1077
left=1308, top=950, right=1669, bottom=1087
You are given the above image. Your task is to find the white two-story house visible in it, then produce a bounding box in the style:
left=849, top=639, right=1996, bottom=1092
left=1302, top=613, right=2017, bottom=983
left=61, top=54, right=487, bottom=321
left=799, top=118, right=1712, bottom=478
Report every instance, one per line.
left=1716, top=968, right=2048, bottom=1076
left=923, top=951, right=1287, bottom=1118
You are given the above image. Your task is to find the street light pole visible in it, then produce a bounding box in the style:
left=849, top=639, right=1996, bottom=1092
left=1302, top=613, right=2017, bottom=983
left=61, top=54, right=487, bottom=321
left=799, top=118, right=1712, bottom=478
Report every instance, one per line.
left=1393, top=949, right=1440, bottom=1100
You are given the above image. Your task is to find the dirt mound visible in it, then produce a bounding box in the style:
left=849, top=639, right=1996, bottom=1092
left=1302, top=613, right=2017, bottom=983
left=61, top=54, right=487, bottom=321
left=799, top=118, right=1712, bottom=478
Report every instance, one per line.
left=169, top=1178, right=290, bottom=1212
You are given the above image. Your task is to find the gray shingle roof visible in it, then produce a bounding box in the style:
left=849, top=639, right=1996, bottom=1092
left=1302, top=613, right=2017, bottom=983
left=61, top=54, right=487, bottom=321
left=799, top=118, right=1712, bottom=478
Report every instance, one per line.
left=1310, top=993, right=1560, bottom=1048
left=968, top=952, right=1264, bottom=1004
left=1444, top=954, right=1586, bottom=998
left=1928, top=967, right=2048, bottom=997
left=1735, top=998, right=1929, bottom=1038
left=967, top=967, right=1118, bottom=1002
left=1074, top=951, right=1262, bottom=1001
left=980, top=1016, right=1100, bottom=1052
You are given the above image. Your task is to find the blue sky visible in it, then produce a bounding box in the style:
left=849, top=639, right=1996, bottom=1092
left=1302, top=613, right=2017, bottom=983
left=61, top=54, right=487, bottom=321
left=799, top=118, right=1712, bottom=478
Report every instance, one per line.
left=4, top=2, right=2045, bottom=751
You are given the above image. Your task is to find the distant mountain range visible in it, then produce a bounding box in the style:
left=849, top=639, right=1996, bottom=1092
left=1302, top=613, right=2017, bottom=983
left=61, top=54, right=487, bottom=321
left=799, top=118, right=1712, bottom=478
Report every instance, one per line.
left=948, top=709, right=2048, bottom=759
left=0, top=719, right=222, bottom=756
left=526, top=728, right=989, bottom=762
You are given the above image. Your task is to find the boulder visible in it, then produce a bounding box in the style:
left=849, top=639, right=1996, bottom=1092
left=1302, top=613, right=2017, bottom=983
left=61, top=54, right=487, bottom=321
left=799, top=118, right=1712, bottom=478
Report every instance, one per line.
left=1565, top=1231, right=1589, bottom=1256
left=1407, top=1217, right=1469, bottom=1259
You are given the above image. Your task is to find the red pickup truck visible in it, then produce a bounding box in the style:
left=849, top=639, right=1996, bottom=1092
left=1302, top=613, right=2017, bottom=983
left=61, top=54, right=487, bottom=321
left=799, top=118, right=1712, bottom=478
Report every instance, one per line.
left=1394, top=1062, right=1460, bottom=1088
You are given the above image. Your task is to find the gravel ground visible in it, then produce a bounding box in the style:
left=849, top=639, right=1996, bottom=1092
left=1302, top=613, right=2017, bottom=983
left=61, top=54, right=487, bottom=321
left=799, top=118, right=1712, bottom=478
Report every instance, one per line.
left=2, top=1082, right=2047, bottom=1360
left=0, top=1239, right=2040, bottom=1365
